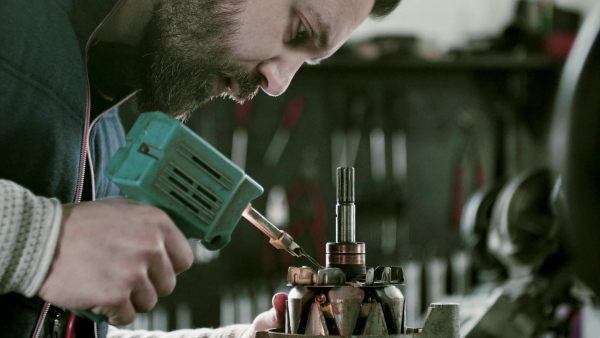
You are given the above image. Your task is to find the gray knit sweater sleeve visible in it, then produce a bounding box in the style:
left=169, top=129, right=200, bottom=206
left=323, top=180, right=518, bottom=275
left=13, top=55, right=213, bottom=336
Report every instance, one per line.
left=108, top=324, right=251, bottom=338
left=0, top=179, right=63, bottom=296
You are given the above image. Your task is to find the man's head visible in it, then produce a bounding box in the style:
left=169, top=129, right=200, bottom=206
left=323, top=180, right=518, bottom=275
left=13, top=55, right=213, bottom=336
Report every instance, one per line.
left=136, top=0, right=400, bottom=119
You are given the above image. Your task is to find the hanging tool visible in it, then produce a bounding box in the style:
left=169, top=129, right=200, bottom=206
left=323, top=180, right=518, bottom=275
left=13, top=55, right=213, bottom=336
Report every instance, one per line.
left=231, top=101, right=252, bottom=170
left=368, top=90, right=386, bottom=182
left=330, top=87, right=348, bottom=184
left=450, top=108, right=486, bottom=229
left=345, top=93, right=369, bottom=169
left=263, top=98, right=304, bottom=167
left=265, top=185, right=290, bottom=229
left=387, top=91, right=409, bottom=186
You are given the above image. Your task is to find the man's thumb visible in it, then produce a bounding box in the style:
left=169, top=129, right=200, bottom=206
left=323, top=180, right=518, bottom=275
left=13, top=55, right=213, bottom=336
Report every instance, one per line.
left=252, top=292, right=288, bottom=332
left=272, top=292, right=287, bottom=325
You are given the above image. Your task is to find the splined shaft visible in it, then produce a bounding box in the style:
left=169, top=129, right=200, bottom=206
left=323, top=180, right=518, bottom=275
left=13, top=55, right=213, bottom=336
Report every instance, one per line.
left=336, top=167, right=356, bottom=243
left=328, top=167, right=366, bottom=277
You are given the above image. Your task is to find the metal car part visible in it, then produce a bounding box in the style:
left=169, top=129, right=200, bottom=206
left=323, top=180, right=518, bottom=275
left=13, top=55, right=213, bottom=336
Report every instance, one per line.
left=549, top=3, right=600, bottom=296
left=258, top=168, right=459, bottom=338
left=487, top=169, right=558, bottom=270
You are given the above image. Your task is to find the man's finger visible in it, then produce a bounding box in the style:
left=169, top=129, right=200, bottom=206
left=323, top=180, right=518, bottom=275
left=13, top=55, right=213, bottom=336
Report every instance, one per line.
left=252, top=293, right=288, bottom=332
left=102, top=301, right=136, bottom=326
left=147, top=250, right=177, bottom=297
left=158, top=212, right=194, bottom=274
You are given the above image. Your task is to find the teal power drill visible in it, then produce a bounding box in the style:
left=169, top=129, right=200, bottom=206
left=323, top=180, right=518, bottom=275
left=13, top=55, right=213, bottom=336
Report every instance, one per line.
left=74, top=111, right=320, bottom=323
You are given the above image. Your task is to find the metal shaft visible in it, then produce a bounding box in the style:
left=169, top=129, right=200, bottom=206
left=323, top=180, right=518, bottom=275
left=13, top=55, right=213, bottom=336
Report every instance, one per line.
left=336, top=167, right=356, bottom=243
left=328, top=167, right=365, bottom=277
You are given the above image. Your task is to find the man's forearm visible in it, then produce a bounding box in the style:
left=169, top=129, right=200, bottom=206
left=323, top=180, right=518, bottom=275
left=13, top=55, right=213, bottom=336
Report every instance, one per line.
left=0, top=179, right=62, bottom=296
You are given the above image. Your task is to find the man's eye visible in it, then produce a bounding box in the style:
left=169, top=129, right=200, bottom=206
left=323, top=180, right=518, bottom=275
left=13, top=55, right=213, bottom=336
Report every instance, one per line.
left=293, top=23, right=310, bottom=45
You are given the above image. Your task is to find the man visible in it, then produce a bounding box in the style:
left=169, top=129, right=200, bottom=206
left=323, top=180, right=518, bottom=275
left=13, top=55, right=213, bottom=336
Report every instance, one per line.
left=0, top=0, right=400, bottom=337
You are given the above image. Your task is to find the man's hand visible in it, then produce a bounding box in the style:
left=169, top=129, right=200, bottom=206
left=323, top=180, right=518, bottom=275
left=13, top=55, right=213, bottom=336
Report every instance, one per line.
left=243, top=293, right=288, bottom=338
left=38, top=198, right=194, bottom=326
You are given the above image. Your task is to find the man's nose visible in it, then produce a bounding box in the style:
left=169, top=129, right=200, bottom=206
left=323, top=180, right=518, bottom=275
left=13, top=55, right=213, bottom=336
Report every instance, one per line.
left=257, top=56, right=304, bottom=97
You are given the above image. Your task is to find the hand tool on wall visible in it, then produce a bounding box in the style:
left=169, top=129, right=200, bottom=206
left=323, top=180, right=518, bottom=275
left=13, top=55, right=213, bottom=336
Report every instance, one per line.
left=265, top=185, right=290, bottom=229
left=231, top=101, right=252, bottom=170
left=69, top=111, right=320, bottom=326
left=330, top=87, right=348, bottom=183
left=387, top=91, right=409, bottom=186
left=450, top=108, right=486, bottom=229
left=330, top=91, right=368, bottom=186
left=263, top=98, right=304, bottom=167
left=368, top=91, right=386, bottom=183
left=345, top=93, right=369, bottom=169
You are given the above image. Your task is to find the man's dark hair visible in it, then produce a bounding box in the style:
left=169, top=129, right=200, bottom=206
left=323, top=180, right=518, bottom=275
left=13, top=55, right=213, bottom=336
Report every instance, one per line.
left=370, top=0, right=401, bottom=19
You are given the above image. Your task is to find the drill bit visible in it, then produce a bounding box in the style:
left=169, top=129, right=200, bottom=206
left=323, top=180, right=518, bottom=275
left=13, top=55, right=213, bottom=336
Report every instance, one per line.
left=243, top=204, right=323, bottom=269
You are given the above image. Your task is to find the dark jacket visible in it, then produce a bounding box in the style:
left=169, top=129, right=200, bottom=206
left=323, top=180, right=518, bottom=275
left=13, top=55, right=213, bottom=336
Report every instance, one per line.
left=0, top=0, right=132, bottom=336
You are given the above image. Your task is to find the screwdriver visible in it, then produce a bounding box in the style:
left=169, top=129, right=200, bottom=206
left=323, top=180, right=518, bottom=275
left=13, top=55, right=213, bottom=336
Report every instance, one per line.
left=242, top=204, right=323, bottom=269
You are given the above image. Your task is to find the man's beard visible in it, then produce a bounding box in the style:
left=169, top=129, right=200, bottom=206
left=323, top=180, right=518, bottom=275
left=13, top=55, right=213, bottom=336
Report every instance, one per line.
left=135, top=0, right=261, bottom=120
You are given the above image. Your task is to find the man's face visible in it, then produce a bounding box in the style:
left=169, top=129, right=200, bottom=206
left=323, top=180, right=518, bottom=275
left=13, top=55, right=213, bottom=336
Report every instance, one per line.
left=137, top=0, right=375, bottom=119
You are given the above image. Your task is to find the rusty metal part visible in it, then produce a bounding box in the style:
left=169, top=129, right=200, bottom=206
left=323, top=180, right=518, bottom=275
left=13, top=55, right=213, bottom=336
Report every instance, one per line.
left=373, top=267, right=404, bottom=284
left=287, top=266, right=404, bottom=287
left=326, top=243, right=366, bottom=266
left=257, top=302, right=459, bottom=338
left=259, top=168, right=460, bottom=338
left=305, top=303, right=329, bottom=336
left=329, top=287, right=365, bottom=336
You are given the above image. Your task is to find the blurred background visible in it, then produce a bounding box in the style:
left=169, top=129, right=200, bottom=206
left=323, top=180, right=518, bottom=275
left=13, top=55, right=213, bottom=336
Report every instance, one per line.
left=117, top=0, right=599, bottom=336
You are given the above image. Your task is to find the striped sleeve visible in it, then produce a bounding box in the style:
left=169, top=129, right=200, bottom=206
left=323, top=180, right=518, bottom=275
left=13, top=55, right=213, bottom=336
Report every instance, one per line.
left=0, top=179, right=62, bottom=296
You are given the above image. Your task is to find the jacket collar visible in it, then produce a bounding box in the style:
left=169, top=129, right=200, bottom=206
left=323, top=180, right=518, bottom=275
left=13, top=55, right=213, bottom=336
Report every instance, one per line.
left=70, top=0, right=125, bottom=57
left=70, top=0, right=139, bottom=118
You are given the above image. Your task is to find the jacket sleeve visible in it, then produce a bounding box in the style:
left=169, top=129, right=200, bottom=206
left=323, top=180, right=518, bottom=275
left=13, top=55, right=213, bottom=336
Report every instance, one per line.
left=107, top=324, right=251, bottom=338
left=0, top=179, right=62, bottom=296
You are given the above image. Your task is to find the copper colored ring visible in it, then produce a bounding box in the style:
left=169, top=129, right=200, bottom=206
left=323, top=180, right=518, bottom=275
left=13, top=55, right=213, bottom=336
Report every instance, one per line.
left=326, top=242, right=365, bottom=254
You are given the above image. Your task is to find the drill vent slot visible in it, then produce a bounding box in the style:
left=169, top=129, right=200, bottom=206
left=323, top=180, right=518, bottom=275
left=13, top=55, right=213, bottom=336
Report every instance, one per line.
left=171, top=167, right=218, bottom=205
left=166, top=175, right=214, bottom=211
left=155, top=166, right=221, bottom=225
left=170, top=191, right=200, bottom=214
left=195, top=185, right=217, bottom=203
left=176, top=146, right=234, bottom=190
left=192, top=193, right=213, bottom=210
left=192, top=155, right=221, bottom=180
left=173, top=168, right=193, bottom=185
left=168, top=175, right=189, bottom=193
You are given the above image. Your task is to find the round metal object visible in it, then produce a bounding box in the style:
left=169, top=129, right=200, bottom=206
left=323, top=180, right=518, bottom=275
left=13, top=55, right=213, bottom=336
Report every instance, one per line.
left=326, top=243, right=366, bottom=277
left=326, top=243, right=366, bottom=254
left=549, top=4, right=600, bottom=295
left=487, top=169, right=557, bottom=269
left=460, top=187, right=502, bottom=270
left=326, top=243, right=366, bottom=265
